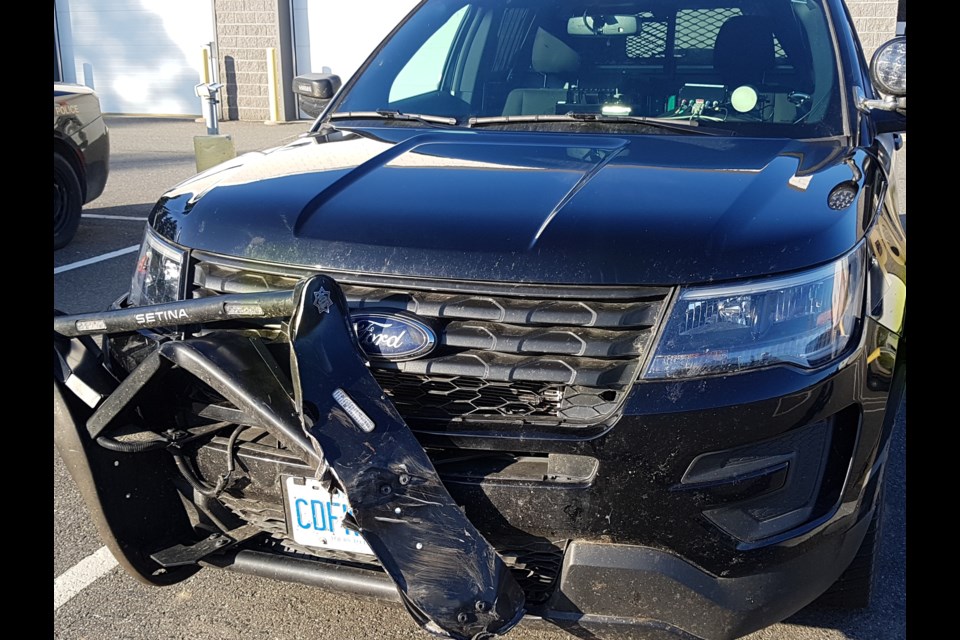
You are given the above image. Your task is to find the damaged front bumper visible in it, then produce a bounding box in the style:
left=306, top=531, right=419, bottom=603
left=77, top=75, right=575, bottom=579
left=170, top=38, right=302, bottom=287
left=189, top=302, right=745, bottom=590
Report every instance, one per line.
left=54, top=275, right=904, bottom=640
left=55, top=276, right=524, bottom=640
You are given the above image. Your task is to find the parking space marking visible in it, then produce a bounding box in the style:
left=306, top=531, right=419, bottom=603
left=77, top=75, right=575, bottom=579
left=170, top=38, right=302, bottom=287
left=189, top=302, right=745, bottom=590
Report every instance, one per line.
left=82, top=214, right=149, bottom=221
left=54, top=546, right=118, bottom=611
left=54, top=245, right=140, bottom=275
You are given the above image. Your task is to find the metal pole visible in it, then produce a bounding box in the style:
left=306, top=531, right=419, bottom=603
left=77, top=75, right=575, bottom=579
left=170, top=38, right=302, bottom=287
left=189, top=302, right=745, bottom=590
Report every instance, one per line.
left=204, top=91, right=220, bottom=135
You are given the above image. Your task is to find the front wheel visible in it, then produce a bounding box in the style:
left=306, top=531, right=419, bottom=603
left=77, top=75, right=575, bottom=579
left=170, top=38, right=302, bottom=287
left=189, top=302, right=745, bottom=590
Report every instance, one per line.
left=54, top=153, right=83, bottom=250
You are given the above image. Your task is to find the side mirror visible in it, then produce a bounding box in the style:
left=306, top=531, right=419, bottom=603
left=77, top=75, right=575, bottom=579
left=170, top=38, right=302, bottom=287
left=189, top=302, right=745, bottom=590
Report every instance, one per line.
left=293, top=73, right=343, bottom=118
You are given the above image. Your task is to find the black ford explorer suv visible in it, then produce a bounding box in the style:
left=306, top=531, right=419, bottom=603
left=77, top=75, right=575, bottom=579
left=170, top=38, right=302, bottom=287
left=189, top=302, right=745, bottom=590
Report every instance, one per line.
left=53, top=1, right=906, bottom=639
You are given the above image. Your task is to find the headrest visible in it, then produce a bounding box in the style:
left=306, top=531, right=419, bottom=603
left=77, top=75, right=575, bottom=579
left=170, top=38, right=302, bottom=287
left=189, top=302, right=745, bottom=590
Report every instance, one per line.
left=531, top=28, right=581, bottom=74
left=714, top=16, right=776, bottom=86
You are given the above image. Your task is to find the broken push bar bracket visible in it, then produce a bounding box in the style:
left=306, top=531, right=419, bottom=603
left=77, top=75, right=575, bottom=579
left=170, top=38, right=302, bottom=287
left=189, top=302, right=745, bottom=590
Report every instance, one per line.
left=53, top=276, right=525, bottom=640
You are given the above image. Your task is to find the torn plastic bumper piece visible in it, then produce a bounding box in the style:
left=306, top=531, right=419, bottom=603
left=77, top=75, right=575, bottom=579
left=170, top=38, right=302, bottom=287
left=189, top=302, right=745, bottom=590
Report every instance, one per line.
left=289, top=277, right=526, bottom=639
left=53, top=275, right=525, bottom=640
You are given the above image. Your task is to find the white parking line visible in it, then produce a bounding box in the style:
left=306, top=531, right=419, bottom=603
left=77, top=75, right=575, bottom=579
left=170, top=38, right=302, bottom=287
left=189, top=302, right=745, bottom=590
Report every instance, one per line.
left=54, top=245, right=140, bottom=275
left=82, top=214, right=149, bottom=221
left=54, top=546, right=118, bottom=611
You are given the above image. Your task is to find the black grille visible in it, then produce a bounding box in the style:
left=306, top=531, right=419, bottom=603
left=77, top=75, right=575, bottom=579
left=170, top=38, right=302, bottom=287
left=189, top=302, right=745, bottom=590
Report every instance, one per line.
left=498, top=540, right=566, bottom=604
left=190, top=257, right=671, bottom=426
left=373, top=370, right=564, bottom=420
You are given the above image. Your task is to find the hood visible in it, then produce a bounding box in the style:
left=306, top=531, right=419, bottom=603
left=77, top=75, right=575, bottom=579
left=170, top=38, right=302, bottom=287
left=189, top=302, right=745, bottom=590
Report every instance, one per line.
left=150, top=126, right=871, bottom=285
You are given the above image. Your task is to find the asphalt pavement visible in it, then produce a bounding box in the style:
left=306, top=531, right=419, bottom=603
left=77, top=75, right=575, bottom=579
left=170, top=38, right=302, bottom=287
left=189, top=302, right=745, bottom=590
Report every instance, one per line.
left=53, top=116, right=906, bottom=640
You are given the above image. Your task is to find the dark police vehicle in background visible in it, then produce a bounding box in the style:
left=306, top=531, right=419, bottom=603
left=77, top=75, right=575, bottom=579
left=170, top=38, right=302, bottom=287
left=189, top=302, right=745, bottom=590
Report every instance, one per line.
left=54, top=83, right=110, bottom=249
left=53, top=1, right=906, bottom=638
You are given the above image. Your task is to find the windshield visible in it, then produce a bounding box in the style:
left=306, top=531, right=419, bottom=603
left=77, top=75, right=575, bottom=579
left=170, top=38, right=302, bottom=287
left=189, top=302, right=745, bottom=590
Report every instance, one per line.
left=333, top=0, right=844, bottom=137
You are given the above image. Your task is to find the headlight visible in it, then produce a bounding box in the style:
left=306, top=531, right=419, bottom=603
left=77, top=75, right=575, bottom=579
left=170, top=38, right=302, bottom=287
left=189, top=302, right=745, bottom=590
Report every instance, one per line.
left=129, top=230, right=186, bottom=306
left=644, top=243, right=865, bottom=379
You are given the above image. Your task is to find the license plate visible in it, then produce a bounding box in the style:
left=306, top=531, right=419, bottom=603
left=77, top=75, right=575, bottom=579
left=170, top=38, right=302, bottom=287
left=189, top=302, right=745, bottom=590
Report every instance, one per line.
left=284, top=476, right=374, bottom=555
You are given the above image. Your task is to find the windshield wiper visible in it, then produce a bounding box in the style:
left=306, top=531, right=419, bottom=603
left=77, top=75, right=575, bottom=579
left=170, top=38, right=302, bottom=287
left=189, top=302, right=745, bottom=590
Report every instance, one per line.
left=467, top=113, right=732, bottom=136
left=329, top=110, right=459, bottom=126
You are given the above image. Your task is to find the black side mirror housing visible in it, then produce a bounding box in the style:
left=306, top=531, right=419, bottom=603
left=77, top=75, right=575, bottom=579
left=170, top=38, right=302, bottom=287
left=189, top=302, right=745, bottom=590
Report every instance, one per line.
left=292, top=73, right=343, bottom=118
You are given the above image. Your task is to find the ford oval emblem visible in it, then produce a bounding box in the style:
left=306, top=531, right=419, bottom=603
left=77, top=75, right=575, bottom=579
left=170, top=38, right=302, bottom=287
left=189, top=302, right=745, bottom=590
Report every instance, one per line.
left=352, top=312, right=437, bottom=361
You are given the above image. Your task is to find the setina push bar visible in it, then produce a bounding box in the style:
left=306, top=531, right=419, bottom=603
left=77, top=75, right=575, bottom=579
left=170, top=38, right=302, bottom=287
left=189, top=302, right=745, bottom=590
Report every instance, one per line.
left=53, top=275, right=526, bottom=640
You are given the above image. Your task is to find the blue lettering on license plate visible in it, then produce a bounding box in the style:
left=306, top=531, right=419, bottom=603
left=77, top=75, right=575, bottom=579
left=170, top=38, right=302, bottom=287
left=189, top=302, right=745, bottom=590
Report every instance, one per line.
left=285, top=476, right=374, bottom=555
left=292, top=496, right=360, bottom=536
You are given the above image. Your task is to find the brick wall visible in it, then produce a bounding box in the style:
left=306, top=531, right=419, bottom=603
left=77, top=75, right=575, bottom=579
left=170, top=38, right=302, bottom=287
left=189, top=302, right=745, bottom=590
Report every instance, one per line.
left=846, top=0, right=900, bottom=57
left=214, top=0, right=295, bottom=121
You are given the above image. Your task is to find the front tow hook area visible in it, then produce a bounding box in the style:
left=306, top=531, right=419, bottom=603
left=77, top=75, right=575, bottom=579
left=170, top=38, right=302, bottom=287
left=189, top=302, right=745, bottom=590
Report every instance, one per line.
left=289, top=276, right=525, bottom=639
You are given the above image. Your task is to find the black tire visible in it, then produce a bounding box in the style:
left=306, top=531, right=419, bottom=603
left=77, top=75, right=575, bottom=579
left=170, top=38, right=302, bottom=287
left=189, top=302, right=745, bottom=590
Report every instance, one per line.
left=54, top=152, right=83, bottom=250
left=814, top=487, right=884, bottom=609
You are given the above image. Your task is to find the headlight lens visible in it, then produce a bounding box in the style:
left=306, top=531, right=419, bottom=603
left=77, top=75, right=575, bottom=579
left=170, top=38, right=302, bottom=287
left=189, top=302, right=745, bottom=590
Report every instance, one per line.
left=644, top=243, right=865, bottom=379
left=129, top=230, right=186, bottom=306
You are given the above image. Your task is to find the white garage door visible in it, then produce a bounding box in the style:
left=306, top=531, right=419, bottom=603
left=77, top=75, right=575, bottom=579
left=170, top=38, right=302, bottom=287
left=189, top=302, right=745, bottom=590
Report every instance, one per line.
left=292, top=0, right=420, bottom=80
left=55, top=0, right=214, bottom=115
